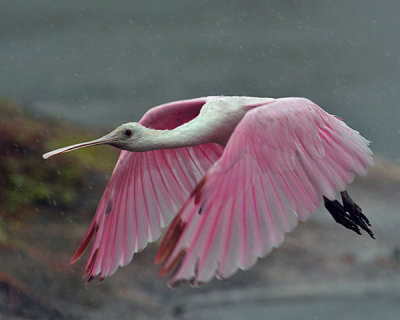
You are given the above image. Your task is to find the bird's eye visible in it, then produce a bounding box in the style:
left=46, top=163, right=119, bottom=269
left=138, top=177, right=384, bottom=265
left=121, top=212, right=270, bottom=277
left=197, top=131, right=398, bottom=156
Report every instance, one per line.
left=124, top=129, right=132, bottom=137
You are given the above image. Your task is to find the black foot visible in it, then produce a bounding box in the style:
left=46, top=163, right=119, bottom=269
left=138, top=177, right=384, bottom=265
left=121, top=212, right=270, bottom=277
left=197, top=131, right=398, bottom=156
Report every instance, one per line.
left=324, top=191, right=375, bottom=239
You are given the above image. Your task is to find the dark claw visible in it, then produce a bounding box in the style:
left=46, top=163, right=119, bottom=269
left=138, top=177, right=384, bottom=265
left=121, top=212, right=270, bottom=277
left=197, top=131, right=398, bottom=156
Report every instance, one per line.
left=324, top=192, right=375, bottom=239
left=341, top=191, right=371, bottom=226
left=324, top=197, right=362, bottom=235
left=340, top=191, right=375, bottom=239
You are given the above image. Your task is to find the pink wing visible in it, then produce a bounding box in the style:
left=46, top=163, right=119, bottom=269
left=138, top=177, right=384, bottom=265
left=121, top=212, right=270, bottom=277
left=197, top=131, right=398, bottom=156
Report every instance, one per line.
left=156, top=97, right=373, bottom=286
left=71, top=97, right=224, bottom=280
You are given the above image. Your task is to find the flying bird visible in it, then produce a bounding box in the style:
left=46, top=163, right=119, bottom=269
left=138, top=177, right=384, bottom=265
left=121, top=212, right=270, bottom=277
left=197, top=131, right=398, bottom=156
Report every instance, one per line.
left=43, top=96, right=375, bottom=286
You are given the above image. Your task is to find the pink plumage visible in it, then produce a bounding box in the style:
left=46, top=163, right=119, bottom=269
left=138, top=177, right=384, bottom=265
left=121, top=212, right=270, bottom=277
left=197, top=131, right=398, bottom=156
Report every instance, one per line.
left=43, top=96, right=374, bottom=285
left=70, top=98, right=224, bottom=279
left=155, top=97, right=373, bottom=286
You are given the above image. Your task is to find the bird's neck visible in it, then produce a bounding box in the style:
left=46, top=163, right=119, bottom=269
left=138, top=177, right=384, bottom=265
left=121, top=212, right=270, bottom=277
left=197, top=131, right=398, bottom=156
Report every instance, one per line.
left=130, top=120, right=215, bottom=152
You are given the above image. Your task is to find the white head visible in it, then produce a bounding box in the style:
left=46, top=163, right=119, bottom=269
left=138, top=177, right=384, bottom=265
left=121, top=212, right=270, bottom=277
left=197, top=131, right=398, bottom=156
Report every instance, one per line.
left=43, top=122, right=148, bottom=159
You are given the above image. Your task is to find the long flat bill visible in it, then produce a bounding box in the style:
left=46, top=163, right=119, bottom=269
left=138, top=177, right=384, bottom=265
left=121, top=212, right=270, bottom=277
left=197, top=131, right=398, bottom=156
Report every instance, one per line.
left=43, top=134, right=117, bottom=159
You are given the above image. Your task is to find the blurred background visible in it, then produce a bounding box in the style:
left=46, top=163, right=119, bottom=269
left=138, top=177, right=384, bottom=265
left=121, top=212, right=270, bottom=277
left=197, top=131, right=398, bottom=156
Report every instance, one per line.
left=0, top=1, right=399, bottom=319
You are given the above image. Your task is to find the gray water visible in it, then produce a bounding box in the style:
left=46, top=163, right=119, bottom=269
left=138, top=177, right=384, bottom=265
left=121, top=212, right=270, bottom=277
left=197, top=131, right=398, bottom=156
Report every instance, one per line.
left=1, top=0, right=399, bottom=158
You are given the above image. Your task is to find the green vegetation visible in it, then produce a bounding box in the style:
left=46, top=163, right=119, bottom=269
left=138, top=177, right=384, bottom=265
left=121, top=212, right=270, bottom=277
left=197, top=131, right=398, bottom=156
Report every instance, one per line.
left=0, top=98, right=118, bottom=219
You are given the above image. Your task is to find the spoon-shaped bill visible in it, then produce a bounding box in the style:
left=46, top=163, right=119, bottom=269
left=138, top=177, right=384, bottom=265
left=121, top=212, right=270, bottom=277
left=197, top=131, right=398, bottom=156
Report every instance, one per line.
left=43, top=133, right=118, bottom=159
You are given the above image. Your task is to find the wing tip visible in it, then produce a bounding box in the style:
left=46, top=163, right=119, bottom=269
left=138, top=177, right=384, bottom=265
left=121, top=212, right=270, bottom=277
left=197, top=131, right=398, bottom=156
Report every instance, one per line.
left=70, top=222, right=98, bottom=264
left=83, top=248, right=99, bottom=275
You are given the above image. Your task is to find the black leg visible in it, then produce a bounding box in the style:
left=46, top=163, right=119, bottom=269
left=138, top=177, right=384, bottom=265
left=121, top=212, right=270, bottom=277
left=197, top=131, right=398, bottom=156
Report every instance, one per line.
left=324, top=192, right=375, bottom=239
left=340, top=191, right=375, bottom=239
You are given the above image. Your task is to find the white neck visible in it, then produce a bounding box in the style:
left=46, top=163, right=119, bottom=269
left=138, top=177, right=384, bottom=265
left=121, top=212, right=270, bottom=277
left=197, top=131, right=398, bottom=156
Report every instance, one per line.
left=124, top=97, right=258, bottom=152
left=129, top=119, right=214, bottom=152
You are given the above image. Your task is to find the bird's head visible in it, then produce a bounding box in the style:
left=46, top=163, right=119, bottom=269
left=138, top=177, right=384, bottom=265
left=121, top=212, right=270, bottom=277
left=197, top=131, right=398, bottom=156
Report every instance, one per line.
left=43, top=122, right=146, bottom=159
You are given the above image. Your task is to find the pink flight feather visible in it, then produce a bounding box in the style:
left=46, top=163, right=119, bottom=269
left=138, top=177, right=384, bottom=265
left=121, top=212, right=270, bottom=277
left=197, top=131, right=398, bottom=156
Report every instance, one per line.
left=156, top=98, right=373, bottom=286
left=70, top=98, right=224, bottom=280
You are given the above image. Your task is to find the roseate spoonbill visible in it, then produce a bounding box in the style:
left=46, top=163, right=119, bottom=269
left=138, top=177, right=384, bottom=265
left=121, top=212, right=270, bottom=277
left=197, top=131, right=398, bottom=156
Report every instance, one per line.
left=43, top=96, right=374, bottom=286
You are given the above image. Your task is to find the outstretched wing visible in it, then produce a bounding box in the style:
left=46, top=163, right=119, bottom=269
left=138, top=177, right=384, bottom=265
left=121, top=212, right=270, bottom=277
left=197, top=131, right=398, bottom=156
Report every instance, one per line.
left=71, top=97, right=224, bottom=280
left=156, top=97, right=373, bottom=286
